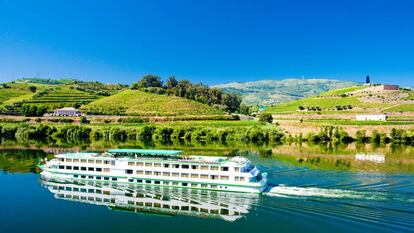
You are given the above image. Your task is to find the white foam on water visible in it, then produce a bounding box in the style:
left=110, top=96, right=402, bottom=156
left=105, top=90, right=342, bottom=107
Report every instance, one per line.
left=264, top=185, right=385, bottom=200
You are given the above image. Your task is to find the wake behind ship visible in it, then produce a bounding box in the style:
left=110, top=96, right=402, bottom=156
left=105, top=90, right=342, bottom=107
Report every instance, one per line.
left=39, top=149, right=268, bottom=193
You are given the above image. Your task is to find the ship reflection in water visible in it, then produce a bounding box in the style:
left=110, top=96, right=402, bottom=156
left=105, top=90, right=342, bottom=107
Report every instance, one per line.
left=40, top=177, right=258, bottom=222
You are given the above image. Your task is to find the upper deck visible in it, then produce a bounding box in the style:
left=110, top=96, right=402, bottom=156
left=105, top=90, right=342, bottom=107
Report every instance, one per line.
left=55, top=149, right=249, bottom=166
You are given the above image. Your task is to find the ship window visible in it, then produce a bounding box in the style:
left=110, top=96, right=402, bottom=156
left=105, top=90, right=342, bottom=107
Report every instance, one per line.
left=181, top=173, right=189, bottom=178
left=191, top=183, right=198, bottom=187
left=191, top=207, right=199, bottom=211
left=74, top=175, right=78, bottom=178
left=191, top=174, right=199, bottom=178
left=220, top=209, right=229, bottom=215
left=96, top=176, right=101, bottom=180
left=182, top=164, right=189, bottom=169
left=200, top=208, right=208, bottom=213
left=163, top=204, right=170, bottom=208
left=88, top=176, right=93, bottom=179
left=112, top=178, right=117, bottom=181
left=59, top=165, right=65, bottom=169
left=163, top=172, right=171, bottom=176
left=172, top=173, right=179, bottom=177
left=221, top=167, right=229, bottom=171
left=88, top=189, right=94, bottom=193
left=239, top=177, right=245, bottom=182
left=111, top=161, right=115, bottom=166
left=128, top=178, right=133, bottom=182
left=235, top=167, right=240, bottom=172
left=88, top=167, right=94, bottom=171
left=104, top=160, right=110, bottom=165
left=96, top=168, right=102, bottom=172
left=163, top=164, right=170, bottom=168
left=235, top=177, right=239, bottom=181
left=88, top=160, right=94, bottom=164
left=137, top=180, right=143, bottom=183
left=191, top=165, right=198, bottom=169
left=145, top=171, right=153, bottom=175
left=104, top=177, right=110, bottom=180
left=154, top=181, right=160, bottom=184
left=211, top=175, right=218, bottom=180
left=66, top=166, right=72, bottom=170
left=81, top=159, right=87, bottom=163
left=73, top=188, right=79, bottom=192
left=136, top=162, right=144, bottom=166
left=126, top=169, right=133, bottom=174
left=220, top=176, right=229, bottom=180
left=211, top=185, right=218, bottom=189
left=145, top=163, right=152, bottom=167
left=80, top=167, right=86, bottom=171
left=145, top=180, right=151, bottom=184
left=174, top=164, right=180, bottom=169
left=59, top=158, right=64, bottom=162
left=181, top=206, right=189, bottom=211
left=163, top=181, right=170, bottom=185
left=201, top=184, right=207, bottom=188
left=154, top=163, right=161, bottom=167
left=73, top=166, right=79, bottom=170
left=103, top=168, right=110, bottom=172
left=172, top=182, right=179, bottom=186
left=66, top=158, right=72, bottom=162
left=136, top=170, right=143, bottom=175
left=211, top=166, right=219, bottom=171
left=200, top=175, right=208, bottom=179
left=96, top=160, right=102, bottom=164
left=81, top=175, right=86, bottom=179
left=73, top=159, right=79, bottom=163
left=128, top=162, right=135, bottom=166
left=200, top=166, right=208, bottom=170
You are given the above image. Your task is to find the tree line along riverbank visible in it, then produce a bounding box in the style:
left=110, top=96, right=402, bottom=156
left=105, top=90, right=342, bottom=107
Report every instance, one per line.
left=0, top=122, right=414, bottom=146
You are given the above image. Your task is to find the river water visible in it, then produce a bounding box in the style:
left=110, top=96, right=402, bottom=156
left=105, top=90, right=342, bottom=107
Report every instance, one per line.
left=0, top=144, right=413, bottom=233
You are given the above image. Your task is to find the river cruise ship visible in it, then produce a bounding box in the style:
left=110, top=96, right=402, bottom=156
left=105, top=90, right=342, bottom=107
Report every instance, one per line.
left=39, top=149, right=268, bottom=193
left=41, top=178, right=257, bottom=221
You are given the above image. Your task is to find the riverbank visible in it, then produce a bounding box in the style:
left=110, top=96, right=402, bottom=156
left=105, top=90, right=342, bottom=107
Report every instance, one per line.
left=1, top=117, right=414, bottom=146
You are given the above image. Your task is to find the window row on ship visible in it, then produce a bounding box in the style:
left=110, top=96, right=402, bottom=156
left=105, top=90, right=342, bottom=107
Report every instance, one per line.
left=58, top=165, right=246, bottom=182
left=59, top=158, right=241, bottom=172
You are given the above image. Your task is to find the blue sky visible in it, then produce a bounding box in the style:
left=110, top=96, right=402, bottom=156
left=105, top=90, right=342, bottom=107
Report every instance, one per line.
left=1, top=0, right=413, bottom=86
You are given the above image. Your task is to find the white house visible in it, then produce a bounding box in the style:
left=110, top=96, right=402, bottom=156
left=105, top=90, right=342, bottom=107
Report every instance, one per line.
left=355, top=114, right=387, bottom=121
left=53, top=107, right=82, bottom=117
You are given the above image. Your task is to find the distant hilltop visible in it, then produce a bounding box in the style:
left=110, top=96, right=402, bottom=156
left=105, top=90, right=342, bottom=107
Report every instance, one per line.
left=213, top=78, right=359, bottom=106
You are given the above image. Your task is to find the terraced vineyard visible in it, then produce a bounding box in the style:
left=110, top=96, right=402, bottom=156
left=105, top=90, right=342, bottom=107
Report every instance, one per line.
left=266, top=85, right=414, bottom=114
left=21, top=85, right=99, bottom=110
left=82, top=89, right=224, bottom=116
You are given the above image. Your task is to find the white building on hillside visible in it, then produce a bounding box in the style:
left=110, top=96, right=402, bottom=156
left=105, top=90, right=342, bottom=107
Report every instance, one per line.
left=355, top=114, right=387, bottom=121
left=53, top=107, right=82, bottom=117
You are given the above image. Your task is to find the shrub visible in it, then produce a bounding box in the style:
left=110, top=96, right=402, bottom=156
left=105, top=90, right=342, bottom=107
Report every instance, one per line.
left=258, top=112, right=273, bottom=124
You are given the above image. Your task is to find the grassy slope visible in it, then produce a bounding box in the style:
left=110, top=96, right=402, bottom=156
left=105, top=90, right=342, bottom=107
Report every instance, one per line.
left=0, top=83, right=33, bottom=105
left=82, top=90, right=224, bottom=116
left=265, top=85, right=414, bottom=114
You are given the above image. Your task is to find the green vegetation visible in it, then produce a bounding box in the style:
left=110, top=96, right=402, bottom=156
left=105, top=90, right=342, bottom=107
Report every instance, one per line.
left=386, top=104, right=414, bottom=112
left=258, top=112, right=273, bottom=124
left=131, top=75, right=241, bottom=112
left=318, top=85, right=367, bottom=96
left=82, top=90, right=225, bottom=116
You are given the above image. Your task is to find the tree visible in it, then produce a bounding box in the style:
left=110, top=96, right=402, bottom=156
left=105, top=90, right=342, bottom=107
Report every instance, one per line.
left=29, top=86, right=37, bottom=93
left=136, top=75, right=163, bottom=88
left=258, top=112, right=273, bottom=124
left=165, top=76, right=178, bottom=89
left=222, top=93, right=241, bottom=112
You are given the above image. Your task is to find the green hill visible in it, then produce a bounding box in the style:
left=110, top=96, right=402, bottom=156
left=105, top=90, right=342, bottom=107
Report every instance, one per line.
left=266, top=85, right=414, bottom=114
left=81, top=89, right=224, bottom=116
left=212, top=78, right=359, bottom=106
